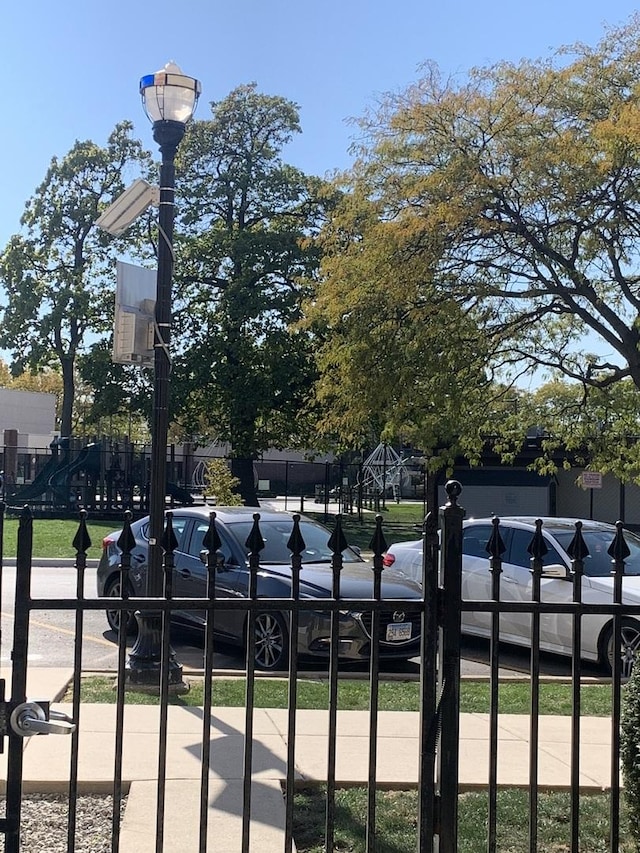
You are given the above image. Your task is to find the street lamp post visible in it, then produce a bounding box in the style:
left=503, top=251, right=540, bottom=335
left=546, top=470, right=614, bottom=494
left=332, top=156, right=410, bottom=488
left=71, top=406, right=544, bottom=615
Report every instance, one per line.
left=125, top=62, right=201, bottom=691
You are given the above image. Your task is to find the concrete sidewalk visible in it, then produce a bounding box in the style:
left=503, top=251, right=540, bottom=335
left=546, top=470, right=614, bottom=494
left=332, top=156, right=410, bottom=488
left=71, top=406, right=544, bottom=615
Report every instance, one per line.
left=1, top=669, right=619, bottom=851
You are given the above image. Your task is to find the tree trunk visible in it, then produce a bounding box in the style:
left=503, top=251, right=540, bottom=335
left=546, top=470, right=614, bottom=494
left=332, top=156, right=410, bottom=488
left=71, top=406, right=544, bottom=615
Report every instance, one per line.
left=426, top=467, right=440, bottom=517
left=60, top=356, right=75, bottom=437
left=231, top=456, right=259, bottom=506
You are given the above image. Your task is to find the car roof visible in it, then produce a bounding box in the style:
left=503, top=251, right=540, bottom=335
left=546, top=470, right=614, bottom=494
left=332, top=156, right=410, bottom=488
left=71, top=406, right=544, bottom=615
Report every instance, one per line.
left=144, top=505, right=315, bottom=525
left=384, top=516, right=623, bottom=553
left=465, top=516, right=617, bottom=533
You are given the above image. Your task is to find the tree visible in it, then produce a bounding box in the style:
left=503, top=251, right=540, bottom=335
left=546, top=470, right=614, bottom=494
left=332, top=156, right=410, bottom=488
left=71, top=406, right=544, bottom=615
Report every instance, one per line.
left=0, top=122, right=150, bottom=436
left=171, top=84, right=331, bottom=504
left=517, top=379, right=640, bottom=481
left=307, top=165, right=506, bottom=470
left=310, top=15, right=640, bottom=473
left=203, top=458, right=243, bottom=506
left=76, top=342, right=152, bottom=441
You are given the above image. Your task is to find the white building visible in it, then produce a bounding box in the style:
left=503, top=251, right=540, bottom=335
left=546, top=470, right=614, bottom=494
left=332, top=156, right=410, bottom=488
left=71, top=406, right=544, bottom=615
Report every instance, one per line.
left=0, top=388, right=57, bottom=449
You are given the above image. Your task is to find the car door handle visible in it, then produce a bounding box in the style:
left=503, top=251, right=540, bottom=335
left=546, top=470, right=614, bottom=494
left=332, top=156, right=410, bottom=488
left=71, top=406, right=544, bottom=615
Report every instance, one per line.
left=179, top=569, right=191, bottom=579
left=502, top=575, right=518, bottom=584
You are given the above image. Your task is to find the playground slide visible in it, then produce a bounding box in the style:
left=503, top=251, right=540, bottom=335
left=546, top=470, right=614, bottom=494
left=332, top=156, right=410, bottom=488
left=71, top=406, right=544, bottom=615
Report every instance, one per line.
left=11, top=440, right=194, bottom=507
left=9, top=456, right=67, bottom=503
left=167, top=481, right=194, bottom=505
left=48, top=444, right=99, bottom=483
left=46, top=443, right=103, bottom=503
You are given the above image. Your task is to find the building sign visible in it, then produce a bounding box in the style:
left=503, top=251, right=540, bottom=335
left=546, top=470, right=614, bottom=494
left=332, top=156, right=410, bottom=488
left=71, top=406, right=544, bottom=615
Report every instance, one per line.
left=581, top=471, right=603, bottom=489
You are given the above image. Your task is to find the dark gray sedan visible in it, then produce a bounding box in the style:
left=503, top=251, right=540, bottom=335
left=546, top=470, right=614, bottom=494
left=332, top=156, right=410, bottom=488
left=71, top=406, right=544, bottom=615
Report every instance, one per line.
left=97, top=506, right=423, bottom=670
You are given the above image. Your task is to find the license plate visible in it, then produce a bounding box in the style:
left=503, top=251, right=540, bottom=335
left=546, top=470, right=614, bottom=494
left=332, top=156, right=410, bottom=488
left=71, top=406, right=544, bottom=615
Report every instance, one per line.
left=386, top=622, right=412, bottom=642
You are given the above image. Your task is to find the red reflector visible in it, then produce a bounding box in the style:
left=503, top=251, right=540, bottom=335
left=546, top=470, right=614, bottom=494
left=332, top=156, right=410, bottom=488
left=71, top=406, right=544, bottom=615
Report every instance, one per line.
left=382, top=553, right=395, bottom=568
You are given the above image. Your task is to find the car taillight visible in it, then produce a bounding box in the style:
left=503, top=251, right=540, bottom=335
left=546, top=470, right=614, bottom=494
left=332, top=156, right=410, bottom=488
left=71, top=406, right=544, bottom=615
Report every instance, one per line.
left=383, top=553, right=395, bottom=568
left=102, top=537, right=115, bottom=551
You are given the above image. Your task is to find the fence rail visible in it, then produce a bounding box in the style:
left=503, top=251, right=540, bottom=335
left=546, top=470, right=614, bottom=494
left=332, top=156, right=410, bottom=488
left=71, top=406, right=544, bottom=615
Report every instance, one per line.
left=0, top=439, right=428, bottom=517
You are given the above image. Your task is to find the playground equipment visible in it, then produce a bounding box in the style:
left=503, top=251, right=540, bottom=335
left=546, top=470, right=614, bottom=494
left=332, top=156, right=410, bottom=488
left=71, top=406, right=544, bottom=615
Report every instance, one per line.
left=7, top=437, right=193, bottom=512
left=359, top=443, right=410, bottom=500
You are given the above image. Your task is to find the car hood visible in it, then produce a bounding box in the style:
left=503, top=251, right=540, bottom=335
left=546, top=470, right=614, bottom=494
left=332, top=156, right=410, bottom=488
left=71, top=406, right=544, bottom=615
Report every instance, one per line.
left=261, top=561, right=422, bottom=599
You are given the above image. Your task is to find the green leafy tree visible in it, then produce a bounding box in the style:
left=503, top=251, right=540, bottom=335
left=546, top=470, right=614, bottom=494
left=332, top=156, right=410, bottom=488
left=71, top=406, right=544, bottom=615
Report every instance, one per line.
left=515, top=379, right=640, bottom=481
left=310, top=15, right=640, bottom=475
left=171, top=84, right=331, bottom=504
left=76, top=342, right=152, bottom=441
left=203, top=458, right=243, bottom=506
left=307, top=179, right=503, bottom=469
left=0, top=122, right=150, bottom=436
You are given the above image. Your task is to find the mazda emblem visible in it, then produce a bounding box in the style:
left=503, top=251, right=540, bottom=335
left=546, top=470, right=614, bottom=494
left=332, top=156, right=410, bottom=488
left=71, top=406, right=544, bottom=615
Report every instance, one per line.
left=392, top=611, right=406, bottom=623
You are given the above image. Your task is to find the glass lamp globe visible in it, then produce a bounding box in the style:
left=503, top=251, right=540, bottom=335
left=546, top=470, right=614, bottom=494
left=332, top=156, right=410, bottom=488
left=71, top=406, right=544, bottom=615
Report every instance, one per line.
left=140, top=61, right=201, bottom=125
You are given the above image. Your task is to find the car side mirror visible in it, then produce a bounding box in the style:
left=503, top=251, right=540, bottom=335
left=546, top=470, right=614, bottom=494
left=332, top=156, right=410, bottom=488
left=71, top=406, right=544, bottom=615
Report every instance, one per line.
left=542, top=563, right=570, bottom=579
left=199, top=548, right=228, bottom=570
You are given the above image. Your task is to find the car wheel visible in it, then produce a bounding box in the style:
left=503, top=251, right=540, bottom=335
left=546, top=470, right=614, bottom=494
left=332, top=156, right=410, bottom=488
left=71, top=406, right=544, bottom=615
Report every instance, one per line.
left=601, top=619, right=640, bottom=678
left=105, top=576, right=136, bottom=636
left=253, top=612, right=289, bottom=672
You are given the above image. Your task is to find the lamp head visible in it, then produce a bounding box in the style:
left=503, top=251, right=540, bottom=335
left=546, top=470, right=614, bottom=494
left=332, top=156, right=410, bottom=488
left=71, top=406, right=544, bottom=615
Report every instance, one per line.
left=140, top=61, right=201, bottom=125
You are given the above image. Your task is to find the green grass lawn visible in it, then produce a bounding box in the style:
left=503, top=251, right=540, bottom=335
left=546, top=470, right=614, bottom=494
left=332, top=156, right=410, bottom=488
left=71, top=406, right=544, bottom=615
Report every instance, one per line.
left=305, top=504, right=424, bottom=551
left=70, top=675, right=616, bottom=716
left=0, top=506, right=421, bottom=560
left=292, top=787, right=633, bottom=852
left=2, top=517, right=119, bottom=560
left=307, top=502, right=426, bottom=524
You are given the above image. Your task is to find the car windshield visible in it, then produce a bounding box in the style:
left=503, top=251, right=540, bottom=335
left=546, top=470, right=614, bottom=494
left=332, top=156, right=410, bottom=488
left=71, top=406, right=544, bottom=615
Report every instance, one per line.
left=226, top=519, right=361, bottom=565
left=552, top=528, right=640, bottom=577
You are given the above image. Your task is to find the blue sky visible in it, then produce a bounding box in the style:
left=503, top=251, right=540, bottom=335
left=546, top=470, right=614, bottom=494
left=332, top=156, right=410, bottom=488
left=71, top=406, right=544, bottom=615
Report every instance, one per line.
left=2, top=0, right=639, bottom=250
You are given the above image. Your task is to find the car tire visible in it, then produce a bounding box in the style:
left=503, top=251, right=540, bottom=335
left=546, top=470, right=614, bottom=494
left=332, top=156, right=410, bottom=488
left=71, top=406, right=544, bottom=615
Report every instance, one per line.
left=600, top=618, right=640, bottom=678
left=104, top=576, right=137, bottom=636
left=253, top=611, right=289, bottom=672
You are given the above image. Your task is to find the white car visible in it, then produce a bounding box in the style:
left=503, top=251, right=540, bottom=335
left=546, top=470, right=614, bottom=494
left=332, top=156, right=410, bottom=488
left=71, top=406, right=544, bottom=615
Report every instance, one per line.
left=383, top=516, right=640, bottom=675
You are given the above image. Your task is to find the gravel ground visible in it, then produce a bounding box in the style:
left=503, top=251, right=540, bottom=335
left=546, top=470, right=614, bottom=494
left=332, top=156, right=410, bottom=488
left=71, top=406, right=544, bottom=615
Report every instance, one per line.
left=4, top=794, right=125, bottom=852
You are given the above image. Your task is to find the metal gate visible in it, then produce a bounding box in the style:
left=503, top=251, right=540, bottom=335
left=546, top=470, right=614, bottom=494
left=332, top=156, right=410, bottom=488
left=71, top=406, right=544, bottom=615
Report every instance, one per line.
left=0, top=481, right=631, bottom=851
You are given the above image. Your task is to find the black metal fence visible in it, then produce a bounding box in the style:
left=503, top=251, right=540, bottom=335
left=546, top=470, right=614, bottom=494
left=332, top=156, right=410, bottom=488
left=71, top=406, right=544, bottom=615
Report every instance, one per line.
left=0, top=438, right=428, bottom=517
left=0, top=482, right=634, bottom=851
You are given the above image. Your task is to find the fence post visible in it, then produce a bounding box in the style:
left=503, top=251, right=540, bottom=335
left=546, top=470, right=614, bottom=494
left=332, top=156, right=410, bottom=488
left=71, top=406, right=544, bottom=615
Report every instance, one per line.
left=417, top=506, right=440, bottom=851
left=487, top=517, right=506, bottom=850
left=5, top=506, right=34, bottom=853
left=437, top=481, right=465, bottom=853
left=567, top=520, right=588, bottom=851
left=527, top=519, right=547, bottom=849
left=608, top=521, right=630, bottom=852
